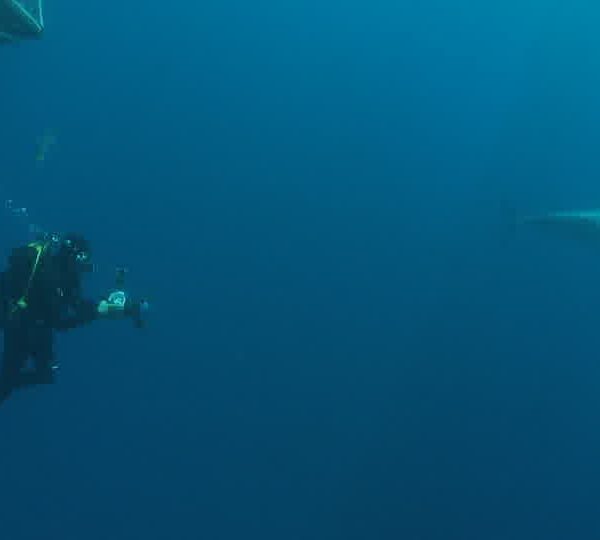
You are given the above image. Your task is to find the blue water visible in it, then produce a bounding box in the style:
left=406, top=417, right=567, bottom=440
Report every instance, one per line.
left=3, top=2, right=600, bottom=538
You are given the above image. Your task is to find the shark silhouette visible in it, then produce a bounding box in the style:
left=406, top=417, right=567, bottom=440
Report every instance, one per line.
left=524, top=209, right=600, bottom=227
left=522, top=209, right=600, bottom=239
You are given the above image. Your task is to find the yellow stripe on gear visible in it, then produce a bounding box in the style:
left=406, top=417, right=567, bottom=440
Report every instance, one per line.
left=12, top=241, right=48, bottom=312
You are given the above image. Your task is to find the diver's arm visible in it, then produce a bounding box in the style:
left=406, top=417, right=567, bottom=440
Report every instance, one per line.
left=54, top=298, right=98, bottom=331
left=56, top=294, right=130, bottom=329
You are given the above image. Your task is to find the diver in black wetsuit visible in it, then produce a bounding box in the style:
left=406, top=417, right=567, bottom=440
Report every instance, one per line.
left=0, top=233, right=131, bottom=405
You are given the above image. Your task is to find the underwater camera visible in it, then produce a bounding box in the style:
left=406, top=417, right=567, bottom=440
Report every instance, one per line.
left=113, top=267, right=149, bottom=329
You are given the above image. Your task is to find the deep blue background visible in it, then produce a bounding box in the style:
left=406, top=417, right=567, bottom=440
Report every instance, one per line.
left=3, top=1, right=600, bottom=538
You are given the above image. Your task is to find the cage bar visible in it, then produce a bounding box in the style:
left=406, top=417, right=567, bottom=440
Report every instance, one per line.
left=0, top=0, right=43, bottom=43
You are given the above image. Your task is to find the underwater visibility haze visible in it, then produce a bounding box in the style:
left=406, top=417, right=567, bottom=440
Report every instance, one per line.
left=3, top=1, right=600, bottom=539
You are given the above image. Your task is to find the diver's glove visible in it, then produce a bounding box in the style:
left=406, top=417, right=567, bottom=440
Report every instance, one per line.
left=97, top=291, right=128, bottom=319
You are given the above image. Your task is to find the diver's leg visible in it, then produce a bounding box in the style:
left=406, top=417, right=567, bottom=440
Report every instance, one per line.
left=16, top=327, right=55, bottom=388
left=0, top=328, right=29, bottom=403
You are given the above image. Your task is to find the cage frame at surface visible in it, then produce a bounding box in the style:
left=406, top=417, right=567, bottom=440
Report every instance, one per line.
left=0, top=0, right=44, bottom=43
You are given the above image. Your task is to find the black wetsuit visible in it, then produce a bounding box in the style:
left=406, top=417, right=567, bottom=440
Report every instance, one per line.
left=0, top=244, right=97, bottom=404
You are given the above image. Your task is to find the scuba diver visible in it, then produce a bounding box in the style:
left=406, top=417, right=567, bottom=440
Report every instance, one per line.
left=0, top=232, right=147, bottom=405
